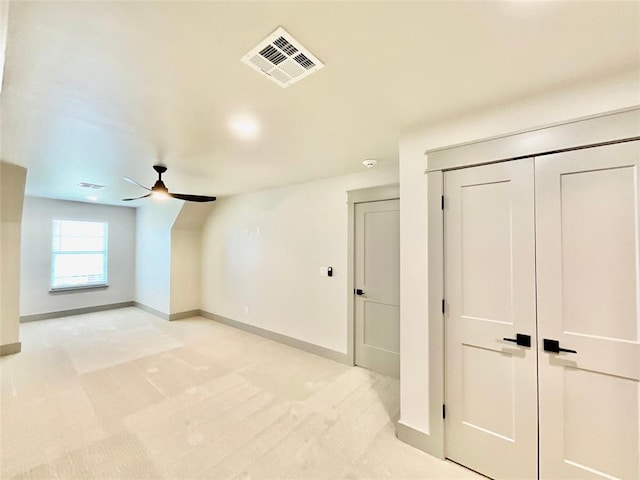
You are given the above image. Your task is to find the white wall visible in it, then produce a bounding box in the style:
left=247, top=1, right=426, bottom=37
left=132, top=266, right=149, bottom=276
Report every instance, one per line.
left=201, top=165, right=398, bottom=354
left=20, top=196, right=136, bottom=316
left=399, top=71, right=640, bottom=438
left=170, top=229, right=201, bottom=314
left=135, top=200, right=182, bottom=315
left=0, top=1, right=8, bottom=96
left=0, top=161, right=27, bottom=348
left=169, top=202, right=214, bottom=315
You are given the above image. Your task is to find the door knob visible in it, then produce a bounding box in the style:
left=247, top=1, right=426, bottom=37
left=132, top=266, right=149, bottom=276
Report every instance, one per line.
left=543, top=338, right=577, bottom=354
left=354, top=289, right=365, bottom=295
left=502, top=334, right=531, bottom=347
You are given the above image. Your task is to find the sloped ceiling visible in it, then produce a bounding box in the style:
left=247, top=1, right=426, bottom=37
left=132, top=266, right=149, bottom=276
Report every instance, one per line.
left=1, top=1, right=638, bottom=205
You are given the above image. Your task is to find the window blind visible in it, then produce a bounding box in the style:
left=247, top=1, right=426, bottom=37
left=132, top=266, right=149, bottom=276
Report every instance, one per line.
left=51, top=220, right=108, bottom=289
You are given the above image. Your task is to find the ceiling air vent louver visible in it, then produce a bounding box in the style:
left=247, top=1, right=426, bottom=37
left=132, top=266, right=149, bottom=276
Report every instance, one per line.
left=241, top=27, right=324, bottom=88
left=78, top=182, right=106, bottom=190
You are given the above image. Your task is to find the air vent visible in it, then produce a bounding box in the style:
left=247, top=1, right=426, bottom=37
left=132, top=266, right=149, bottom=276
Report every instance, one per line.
left=241, top=27, right=324, bottom=88
left=78, top=182, right=106, bottom=190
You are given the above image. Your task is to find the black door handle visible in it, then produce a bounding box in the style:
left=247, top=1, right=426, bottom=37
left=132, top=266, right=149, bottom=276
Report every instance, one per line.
left=354, top=289, right=365, bottom=296
left=502, top=334, right=531, bottom=347
left=543, top=338, right=577, bottom=354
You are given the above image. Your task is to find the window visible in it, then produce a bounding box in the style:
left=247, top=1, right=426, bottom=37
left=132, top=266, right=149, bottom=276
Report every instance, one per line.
left=51, top=220, right=108, bottom=290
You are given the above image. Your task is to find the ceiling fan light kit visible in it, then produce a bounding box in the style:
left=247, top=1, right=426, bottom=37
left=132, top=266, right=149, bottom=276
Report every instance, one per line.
left=122, top=165, right=216, bottom=203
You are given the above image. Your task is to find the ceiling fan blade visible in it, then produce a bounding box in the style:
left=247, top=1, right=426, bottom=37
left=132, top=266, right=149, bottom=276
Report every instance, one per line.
left=124, top=176, right=151, bottom=191
left=169, top=193, right=217, bottom=203
left=122, top=193, right=151, bottom=201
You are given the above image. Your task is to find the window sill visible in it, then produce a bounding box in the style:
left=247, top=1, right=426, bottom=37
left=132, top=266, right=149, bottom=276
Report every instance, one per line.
left=49, top=284, right=109, bottom=293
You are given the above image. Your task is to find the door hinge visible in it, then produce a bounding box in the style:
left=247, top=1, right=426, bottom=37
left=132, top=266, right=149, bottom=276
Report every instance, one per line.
left=442, top=404, right=446, bottom=419
left=442, top=299, right=445, bottom=314
left=441, top=195, right=445, bottom=210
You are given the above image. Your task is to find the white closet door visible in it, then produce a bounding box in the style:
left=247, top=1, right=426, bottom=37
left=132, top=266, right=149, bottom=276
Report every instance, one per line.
left=444, top=159, right=538, bottom=479
left=536, top=141, right=640, bottom=480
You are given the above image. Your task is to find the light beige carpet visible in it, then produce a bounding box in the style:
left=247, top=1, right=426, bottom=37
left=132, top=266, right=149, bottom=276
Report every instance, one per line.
left=1, top=307, right=480, bottom=479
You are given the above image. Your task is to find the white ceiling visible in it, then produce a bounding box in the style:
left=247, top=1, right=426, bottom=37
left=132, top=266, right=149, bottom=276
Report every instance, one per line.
left=1, top=1, right=638, bottom=205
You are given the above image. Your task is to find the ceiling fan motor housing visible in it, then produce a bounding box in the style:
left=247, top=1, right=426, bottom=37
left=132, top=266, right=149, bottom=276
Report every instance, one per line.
left=152, top=165, right=168, bottom=192
left=152, top=180, right=168, bottom=192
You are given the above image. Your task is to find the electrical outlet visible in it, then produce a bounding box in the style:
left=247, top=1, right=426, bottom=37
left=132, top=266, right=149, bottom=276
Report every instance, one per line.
left=244, top=306, right=250, bottom=314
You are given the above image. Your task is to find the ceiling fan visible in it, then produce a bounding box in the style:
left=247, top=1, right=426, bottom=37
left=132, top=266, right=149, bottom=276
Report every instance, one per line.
left=123, top=165, right=216, bottom=203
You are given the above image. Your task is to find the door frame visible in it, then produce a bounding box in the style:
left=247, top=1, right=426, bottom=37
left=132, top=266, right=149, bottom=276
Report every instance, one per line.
left=412, top=107, right=640, bottom=461
left=346, top=184, right=399, bottom=367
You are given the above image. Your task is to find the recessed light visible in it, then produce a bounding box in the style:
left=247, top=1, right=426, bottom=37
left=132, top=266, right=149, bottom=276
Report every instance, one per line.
left=362, top=159, right=378, bottom=168
left=230, top=116, right=260, bottom=140
left=86, top=195, right=98, bottom=202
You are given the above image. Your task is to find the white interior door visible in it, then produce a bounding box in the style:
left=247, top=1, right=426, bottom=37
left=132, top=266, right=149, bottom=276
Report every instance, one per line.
left=354, top=199, right=400, bottom=378
left=444, top=159, right=538, bottom=479
left=536, top=142, right=640, bottom=480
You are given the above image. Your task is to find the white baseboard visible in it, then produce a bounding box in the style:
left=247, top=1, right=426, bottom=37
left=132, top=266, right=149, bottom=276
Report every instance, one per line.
left=396, top=420, right=444, bottom=459
left=0, top=342, right=21, bottom=356
left=133, top=302, right=169, bottom=320
left=169, top=309, right=200, bottom=321
left=199, top=310, right=352, bottom=366
left=20, top=301, right=135, bottom=323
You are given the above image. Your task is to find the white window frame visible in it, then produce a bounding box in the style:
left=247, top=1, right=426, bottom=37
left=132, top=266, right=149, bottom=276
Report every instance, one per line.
left=50, top=219, right=109, bottom=291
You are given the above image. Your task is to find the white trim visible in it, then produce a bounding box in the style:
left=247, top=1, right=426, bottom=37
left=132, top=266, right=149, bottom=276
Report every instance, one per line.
left=346, top=201, right=356, bottom=366
left=347, top=184, right=400, bottom=205
left=49, top=283, right=108, bottom=292
left=169, top=309, right=200, bottom=321
left=425, top=106, right=640, bottom=172
left=397, top=420, right=443, bottom=456
left=424, top=170, right=445, bottom=459
left=200, top=310, right=351, bottom=365
left=20, top=301, right=135, bottom=323
left=133, top=302, right=169, bottom=320
left=0, top=342, right=21, bottom=356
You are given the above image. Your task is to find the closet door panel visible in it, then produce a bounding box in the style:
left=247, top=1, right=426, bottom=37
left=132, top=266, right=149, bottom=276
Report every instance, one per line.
left=536, top=141, right=640, bottom=480
left=444, top=159, right=538, bottom=480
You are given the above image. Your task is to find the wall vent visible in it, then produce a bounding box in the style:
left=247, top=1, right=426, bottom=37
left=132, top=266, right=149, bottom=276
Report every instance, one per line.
left=78, top=182, right=106, bottom=190
left=241, top=27, right=324, bottom=88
